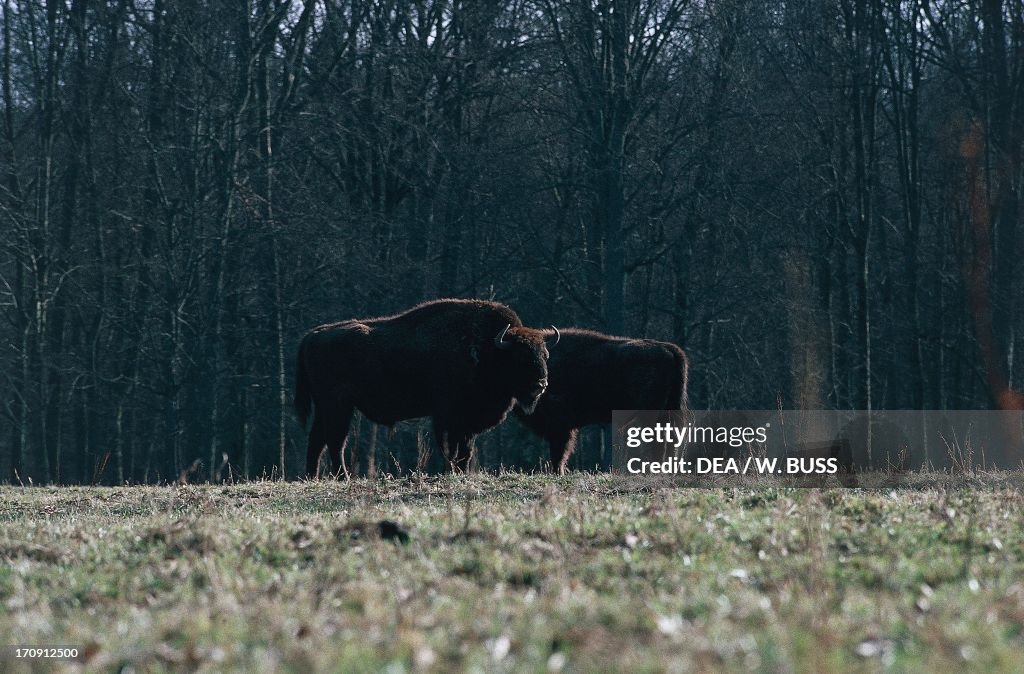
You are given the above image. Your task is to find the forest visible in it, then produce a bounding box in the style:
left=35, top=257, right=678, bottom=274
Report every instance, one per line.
left=1, top=0, right=1022, bottom=483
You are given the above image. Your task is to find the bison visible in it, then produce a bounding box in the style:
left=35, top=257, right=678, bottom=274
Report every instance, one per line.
left=294, top=299, right=555, bottom=477
left=515, top=329, right=689, bottom=473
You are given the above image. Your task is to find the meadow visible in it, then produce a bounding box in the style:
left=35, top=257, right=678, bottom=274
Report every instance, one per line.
left=2, top=473, right=1023, bottom=672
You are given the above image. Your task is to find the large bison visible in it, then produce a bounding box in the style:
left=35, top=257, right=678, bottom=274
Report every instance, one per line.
left=515, top=329, right=689, bottom=473
left=294, top=299, right=554, bottom=477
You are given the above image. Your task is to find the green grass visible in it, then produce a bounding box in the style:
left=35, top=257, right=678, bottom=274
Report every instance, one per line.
left=1, top=473, right=1023, bottom=672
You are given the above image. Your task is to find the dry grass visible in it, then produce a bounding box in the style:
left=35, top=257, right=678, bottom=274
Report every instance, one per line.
left=1, top=473, right=1023, bottom=672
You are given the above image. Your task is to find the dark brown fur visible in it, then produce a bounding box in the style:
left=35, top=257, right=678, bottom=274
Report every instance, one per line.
left=294, top=299, right=551, bottom=476
left=515, top=328, right=689, bottom=473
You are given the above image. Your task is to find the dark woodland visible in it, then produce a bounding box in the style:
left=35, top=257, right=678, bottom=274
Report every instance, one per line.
left=1, top=0, right=1023, bottom=483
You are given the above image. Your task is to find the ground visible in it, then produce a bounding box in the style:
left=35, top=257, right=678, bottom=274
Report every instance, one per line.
left=1, top=473, right=1023, bottom=672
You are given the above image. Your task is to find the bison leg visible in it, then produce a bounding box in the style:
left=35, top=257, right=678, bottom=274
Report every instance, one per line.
left=305, top=413, right=329, bottom=478
left=547, top=428, right=579, bottom=475
left=450, top=433, right=475, bottom=473
left=433, top=419, right=474, bottom=473
left=325, top=403, right=354, bottom=479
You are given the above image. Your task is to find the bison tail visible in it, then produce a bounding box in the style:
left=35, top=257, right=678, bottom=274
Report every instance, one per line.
left=294, top=339, right=312, bottom=428
left=668, top=344, right=690, bottom=417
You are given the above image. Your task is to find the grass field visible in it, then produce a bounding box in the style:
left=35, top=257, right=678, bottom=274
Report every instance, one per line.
left=2, top=473, right=1023, bottom=672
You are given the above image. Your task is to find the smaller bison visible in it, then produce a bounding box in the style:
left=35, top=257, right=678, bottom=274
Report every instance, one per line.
left=294, top=299, right=554, bottom=477
left=515, top=329, right=689, bottom=473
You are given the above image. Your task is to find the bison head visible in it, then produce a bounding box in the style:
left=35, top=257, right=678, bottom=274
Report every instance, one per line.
left=493, top=323, right=558, bottom=414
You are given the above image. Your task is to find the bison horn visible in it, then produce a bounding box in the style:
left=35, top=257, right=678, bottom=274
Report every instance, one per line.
left=549, top=325, right=560, bottom=346
left=495, top=323, right=512, bottom=348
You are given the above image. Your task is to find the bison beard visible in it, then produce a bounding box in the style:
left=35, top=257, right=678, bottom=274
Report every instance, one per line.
left=294, top=299, right=552, bottom=477
left=515, top=329, right=689, bottom=474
